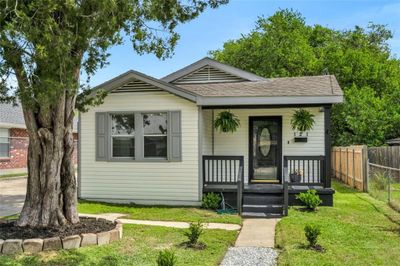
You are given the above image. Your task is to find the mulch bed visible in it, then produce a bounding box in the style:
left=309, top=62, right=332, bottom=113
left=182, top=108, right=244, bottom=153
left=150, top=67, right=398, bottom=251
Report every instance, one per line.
left=178, top=241, right=207, bottom=250
left=0, top=218, right=115, bottom=239
left=309, top=244, right=325, bottom=253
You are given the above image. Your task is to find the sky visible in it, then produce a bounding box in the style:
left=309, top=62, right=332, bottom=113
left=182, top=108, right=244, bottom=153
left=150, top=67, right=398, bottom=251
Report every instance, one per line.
left=89, top=0, right=400, bottom=86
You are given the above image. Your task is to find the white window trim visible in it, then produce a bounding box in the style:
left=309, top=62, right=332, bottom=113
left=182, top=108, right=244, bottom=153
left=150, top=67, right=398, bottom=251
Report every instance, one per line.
left=107, top=111, right=170, bottom=162
left=0, top=128, right=10, bottom=159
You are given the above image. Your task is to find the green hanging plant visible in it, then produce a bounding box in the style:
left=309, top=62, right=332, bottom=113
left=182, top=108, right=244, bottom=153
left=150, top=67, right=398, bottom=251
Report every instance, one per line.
left=214, top=110, right=240, bottom=133
left=291, top=109, right=315, bottom=133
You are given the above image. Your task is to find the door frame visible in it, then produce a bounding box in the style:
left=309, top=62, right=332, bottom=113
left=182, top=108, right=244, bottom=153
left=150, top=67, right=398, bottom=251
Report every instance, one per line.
left=248, top=116, right=283, bottom=183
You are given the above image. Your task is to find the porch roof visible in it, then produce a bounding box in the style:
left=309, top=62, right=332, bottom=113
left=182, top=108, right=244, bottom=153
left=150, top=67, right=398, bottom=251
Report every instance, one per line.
left=176, top=75, right=342, bottom=98
left=176, top=75, right=343, bottom=106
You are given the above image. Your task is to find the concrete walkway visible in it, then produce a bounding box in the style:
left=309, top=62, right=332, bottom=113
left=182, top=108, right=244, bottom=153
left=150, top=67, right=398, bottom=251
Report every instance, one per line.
left=0, top=177, right=27, bottom=217
left=79, top=213, right=241, bottom=231
left=220, top=218, right=280, bottom=266
left=235, top=218, right=279, bottom=248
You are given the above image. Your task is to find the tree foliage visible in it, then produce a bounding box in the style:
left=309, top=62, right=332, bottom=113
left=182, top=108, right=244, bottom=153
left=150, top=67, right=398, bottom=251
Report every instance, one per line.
left=211, top=9, right=400, bottom=146
left=0, top=0, right=228, bottom=228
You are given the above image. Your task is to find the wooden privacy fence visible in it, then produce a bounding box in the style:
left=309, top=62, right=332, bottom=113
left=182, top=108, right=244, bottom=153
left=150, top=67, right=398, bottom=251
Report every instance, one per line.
left=332, top=145, right=400, bottom=192
left=369, top=146, right=400, bottom=180
left=331, top=146, right=368, bottom=191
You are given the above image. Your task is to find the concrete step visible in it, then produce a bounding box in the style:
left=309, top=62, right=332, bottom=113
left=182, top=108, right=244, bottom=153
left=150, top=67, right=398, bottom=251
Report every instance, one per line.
left=241, top=212, right=283, bottom=218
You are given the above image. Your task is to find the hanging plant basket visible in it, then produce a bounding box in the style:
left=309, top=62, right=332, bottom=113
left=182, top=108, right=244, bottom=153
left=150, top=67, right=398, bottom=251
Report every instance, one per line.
left=214, top=111, right=240, bottom=133
left=291, top=109, right=315, bottom=142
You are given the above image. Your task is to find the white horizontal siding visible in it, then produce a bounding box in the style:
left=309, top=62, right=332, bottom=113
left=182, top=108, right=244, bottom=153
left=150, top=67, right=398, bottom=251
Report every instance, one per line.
left=203, top=107, right=325, bottom=183
left=80, top=91, right=199, bottom=204
left=202, top=109, right=213, bottom=155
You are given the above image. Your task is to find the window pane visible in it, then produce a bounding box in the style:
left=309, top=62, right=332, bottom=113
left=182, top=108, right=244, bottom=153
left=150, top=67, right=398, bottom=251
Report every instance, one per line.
left=111, top=114, right=135, bottom=135
left=143, top=113, right=167, bottom=135
left=112, top=137, right=135, bottom=157
left=144, top=136, right=167, bottom=158
left=0, top=143, right=9, bottom=157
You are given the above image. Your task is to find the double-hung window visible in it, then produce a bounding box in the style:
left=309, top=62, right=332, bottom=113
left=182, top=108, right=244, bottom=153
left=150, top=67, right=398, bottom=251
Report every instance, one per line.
left=96, top=111, right=181, bottom=162
left=143, top=112, right=168, bottom=159
left=0, top=128, right=10, bottom=158
left=111, top=114, right=135, bottom=158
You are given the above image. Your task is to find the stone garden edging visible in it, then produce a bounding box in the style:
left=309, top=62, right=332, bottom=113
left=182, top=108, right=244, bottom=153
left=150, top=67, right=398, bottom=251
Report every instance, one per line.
left=0, top=216, right=123, bottom=255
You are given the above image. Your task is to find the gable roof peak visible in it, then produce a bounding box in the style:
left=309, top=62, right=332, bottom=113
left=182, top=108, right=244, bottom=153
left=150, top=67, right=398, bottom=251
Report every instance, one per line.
left=91, top=69, right=197, bottom=102
left=161, top=57, right=267, bottom=84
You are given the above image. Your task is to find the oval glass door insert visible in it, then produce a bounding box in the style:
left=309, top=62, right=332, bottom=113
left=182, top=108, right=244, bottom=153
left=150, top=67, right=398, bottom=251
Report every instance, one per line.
left=259, top=127, right=271, bottom=157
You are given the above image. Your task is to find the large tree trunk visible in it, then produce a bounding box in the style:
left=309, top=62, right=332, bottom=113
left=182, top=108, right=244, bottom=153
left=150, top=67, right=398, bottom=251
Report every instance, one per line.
left=17, top=91, right=79, bottom=228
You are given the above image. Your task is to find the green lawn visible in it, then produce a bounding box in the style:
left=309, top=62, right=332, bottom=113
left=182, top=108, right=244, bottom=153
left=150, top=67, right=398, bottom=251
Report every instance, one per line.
left=0, top=224, right=237, bottom=266
left=78, top=200, right=242, bottom=224
left=276, top=180, right=400, bottom=266
left=369, top=178, right=400, bottom=211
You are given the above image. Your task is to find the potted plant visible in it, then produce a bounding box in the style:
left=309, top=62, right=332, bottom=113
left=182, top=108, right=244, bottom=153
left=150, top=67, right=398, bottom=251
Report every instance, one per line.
left=214, top=110, right=240, bottom=133
left=290, top=170, right=302, bottom=183
left=290, top=109, right=315, bottom=142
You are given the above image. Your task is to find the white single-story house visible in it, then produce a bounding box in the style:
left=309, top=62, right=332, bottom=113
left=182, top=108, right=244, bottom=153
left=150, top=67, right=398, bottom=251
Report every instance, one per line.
left=78, top=57, right=343, bottom=217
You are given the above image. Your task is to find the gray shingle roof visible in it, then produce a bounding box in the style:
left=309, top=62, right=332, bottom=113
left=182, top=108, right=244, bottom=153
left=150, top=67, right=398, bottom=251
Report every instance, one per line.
left=0, top=103, right=25, bottom=127
left=0, top=102, right=78, bottom=131
left=387, top=138, right=400, bottom=145
left=176, top=75, right=342, bottom=97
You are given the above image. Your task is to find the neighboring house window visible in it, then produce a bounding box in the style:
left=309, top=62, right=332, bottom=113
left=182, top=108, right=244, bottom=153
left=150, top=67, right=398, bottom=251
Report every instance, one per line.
left=111, top=114, right=135, bottom=158
left=143, top=113, right=168, bottom=158
left=0, top=128, right=10, bottom=158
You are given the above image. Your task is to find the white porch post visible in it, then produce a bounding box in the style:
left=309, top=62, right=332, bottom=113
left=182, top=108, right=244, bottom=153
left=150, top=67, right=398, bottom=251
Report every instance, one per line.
left=211, top=109, right=215, bottom=155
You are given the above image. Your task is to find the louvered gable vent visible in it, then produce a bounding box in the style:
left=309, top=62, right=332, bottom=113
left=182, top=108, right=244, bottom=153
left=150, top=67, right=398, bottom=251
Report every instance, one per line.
left=111, top=79, right=162, bottom=93
left=173, top=66, right=246, bottom=84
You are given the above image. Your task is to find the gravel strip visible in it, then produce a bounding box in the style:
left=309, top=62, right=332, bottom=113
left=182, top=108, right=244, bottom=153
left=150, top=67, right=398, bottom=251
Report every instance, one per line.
left=220, top=247, right=278, bottom=266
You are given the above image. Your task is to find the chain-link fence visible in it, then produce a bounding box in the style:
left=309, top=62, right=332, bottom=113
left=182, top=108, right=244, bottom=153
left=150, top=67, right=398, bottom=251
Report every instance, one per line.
left=368, top=162, right=400, bottom=211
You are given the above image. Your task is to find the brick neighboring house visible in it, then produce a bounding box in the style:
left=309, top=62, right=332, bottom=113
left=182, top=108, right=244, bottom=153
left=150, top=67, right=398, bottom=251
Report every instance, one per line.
left=0, top=103, right=78, bottom=175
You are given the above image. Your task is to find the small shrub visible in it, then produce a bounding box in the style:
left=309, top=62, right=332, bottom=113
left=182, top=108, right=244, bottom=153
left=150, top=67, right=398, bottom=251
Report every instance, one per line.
left=184, top=221, right=204, bottom=246
left=157, top=249, right=177, bottom=266
left=304, top=224, right=321, bottom=247
left=296, top=189, right=322, bottom=211
left=201, top=192, right=221, bottom=210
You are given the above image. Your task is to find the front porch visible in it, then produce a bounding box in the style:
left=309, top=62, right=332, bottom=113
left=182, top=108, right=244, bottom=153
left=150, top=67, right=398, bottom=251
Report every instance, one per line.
left=199, top=106, right=333, bottom=217
left=201, top=155, right=334, bottom=214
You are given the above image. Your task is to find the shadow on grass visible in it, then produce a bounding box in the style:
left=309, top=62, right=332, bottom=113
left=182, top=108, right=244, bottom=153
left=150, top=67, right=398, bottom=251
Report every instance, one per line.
left=355, top=193, right=400, bottom=227
left=291, top=207, right=318, bottom=213
left=79, top=199, right=199, bottom=210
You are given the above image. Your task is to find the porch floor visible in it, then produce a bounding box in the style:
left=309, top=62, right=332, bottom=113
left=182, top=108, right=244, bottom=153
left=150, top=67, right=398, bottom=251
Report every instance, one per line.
left=204, top=183, right=334, bottom=194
